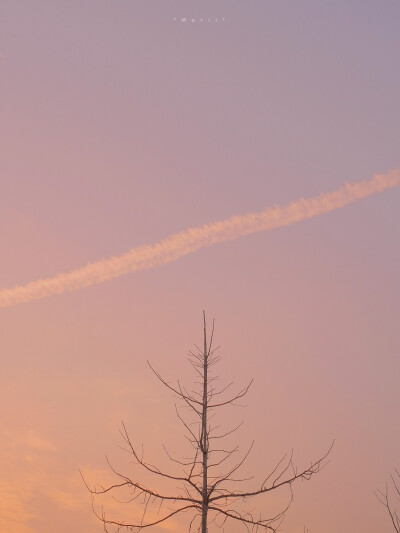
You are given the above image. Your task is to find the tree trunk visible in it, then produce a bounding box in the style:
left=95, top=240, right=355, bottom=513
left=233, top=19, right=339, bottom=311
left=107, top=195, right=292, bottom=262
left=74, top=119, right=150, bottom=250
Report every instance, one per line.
left=201, top=313, right=208, bottom=533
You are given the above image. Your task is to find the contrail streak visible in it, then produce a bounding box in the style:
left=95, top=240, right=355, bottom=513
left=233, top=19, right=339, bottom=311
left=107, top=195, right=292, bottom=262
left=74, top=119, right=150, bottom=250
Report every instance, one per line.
left=1, top=168, right=399, bottom=308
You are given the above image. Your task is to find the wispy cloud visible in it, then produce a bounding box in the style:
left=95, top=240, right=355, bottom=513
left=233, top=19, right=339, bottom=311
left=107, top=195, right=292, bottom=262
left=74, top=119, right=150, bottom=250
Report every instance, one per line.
left=0, top=479, right=36, bottom=533
left=0, top=168, right=399, bottom=308
left=25, top=431, right=57, bottom=453
left=0, top=430, right=56, bottom=533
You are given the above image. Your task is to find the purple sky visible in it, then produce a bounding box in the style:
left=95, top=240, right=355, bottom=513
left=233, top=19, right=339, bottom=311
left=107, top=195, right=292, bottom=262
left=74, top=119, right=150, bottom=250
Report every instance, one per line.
left=1, top=2, right=400, bottom=532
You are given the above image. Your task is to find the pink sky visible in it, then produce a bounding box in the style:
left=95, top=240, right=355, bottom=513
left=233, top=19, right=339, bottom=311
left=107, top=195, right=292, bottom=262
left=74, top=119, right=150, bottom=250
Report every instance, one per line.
left=1, top=2, right=400, bottom=532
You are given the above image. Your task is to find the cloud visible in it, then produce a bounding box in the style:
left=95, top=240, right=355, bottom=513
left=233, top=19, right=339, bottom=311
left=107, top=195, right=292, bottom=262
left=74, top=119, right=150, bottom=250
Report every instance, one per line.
left=0, top=479, right=36, bottom=533
left=0, top=168, right=399, bottom=308
left=25, top=431, right=57, bottom=453
left=0, top=427, right=91, bottom=533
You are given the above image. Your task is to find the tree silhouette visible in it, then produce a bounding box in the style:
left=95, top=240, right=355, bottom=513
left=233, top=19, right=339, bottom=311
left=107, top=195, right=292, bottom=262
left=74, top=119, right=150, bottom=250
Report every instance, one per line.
left=82, top=312, right=332, bottom=532
left=377, top=469, right=400, bottom=532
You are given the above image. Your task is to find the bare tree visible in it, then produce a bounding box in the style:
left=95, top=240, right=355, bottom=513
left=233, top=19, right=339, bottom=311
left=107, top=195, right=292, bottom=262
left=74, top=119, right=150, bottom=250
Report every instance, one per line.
left=376, top=469, right=400, bottom=532
left=82, top=312, right=332, bottom=533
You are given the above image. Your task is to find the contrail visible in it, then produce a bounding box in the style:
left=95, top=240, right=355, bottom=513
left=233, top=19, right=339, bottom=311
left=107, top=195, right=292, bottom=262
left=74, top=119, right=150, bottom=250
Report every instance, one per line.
left=1, top=168, right=399, bottom=308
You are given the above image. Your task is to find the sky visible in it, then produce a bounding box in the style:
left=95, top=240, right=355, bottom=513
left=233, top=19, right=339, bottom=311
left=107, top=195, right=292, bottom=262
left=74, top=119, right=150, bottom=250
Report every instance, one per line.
left=1, top=1, right=400, bottom=532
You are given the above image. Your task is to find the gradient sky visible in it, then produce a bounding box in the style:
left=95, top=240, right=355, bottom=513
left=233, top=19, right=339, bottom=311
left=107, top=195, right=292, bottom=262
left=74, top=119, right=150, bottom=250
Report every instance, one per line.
left=1, top=2, right=400, bottom=532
